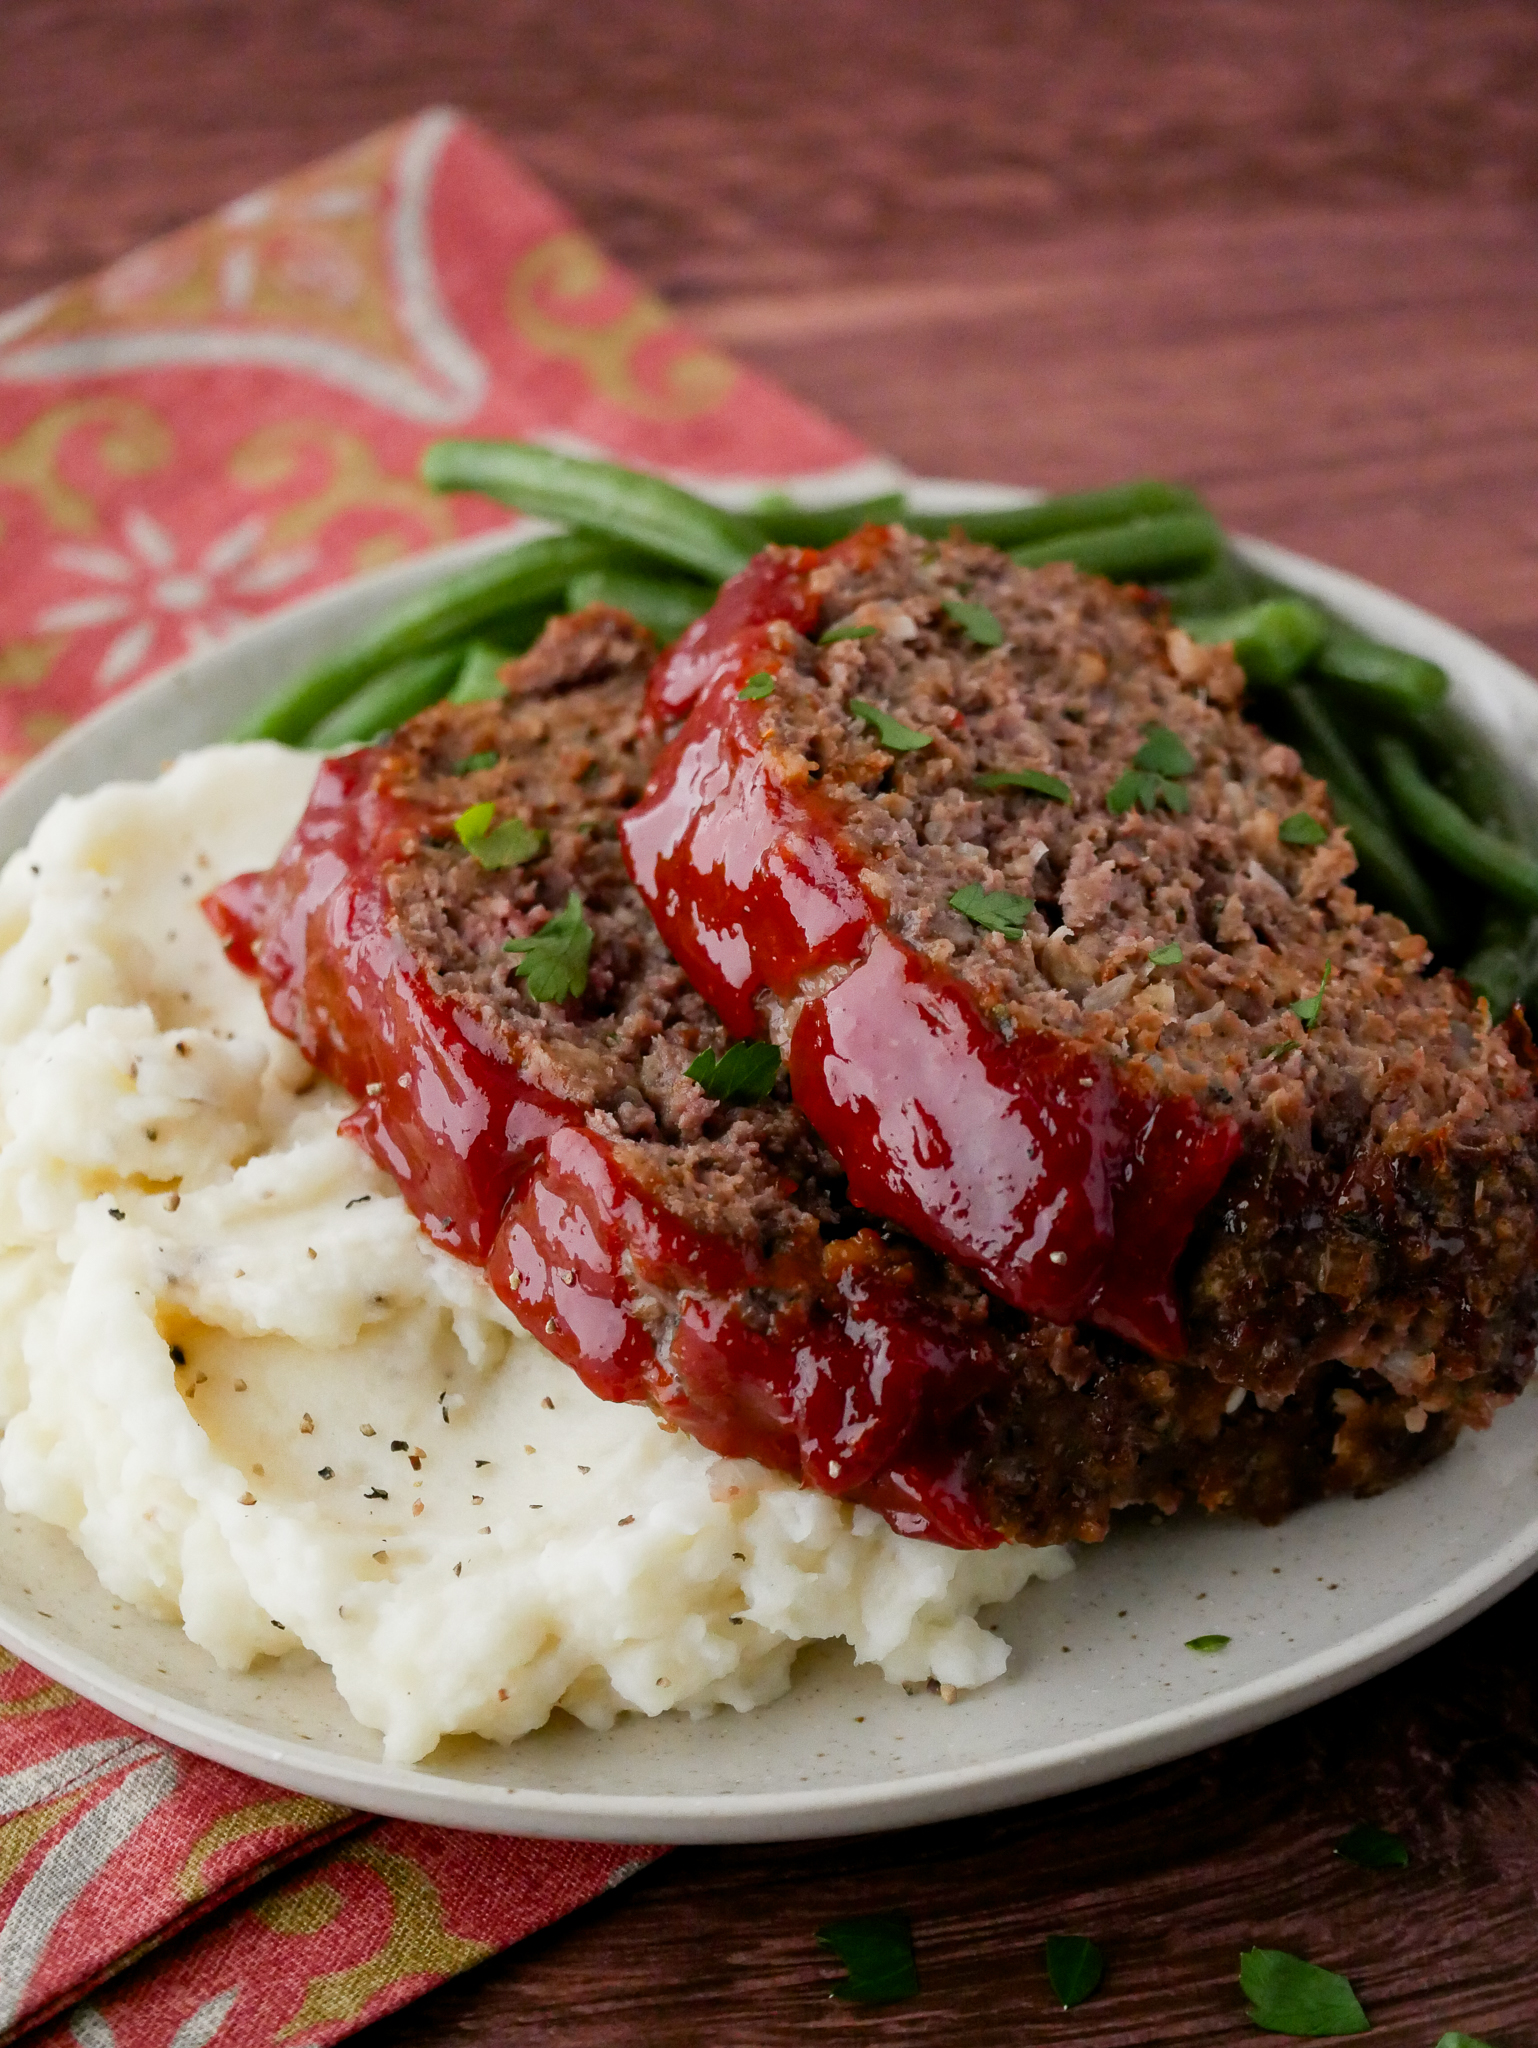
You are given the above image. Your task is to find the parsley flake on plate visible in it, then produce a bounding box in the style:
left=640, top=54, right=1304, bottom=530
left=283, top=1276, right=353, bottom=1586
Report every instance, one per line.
left=1332, top=1823, right=1409, bottom=1870
left=943, top=597, right=1004, bottom=647
left=503, top=891, right=594, bottom=1003
left=849, top=697, right=932, bottom=753
left=1280, top=810, right=1329, bottom=846
left=685, top=1039, right=782, bottom=1103
left=816, top=1911, right=918, bottom=2004
left=950, top=883, right=1033, bottom=939
left=1148, top=941, right=1184, bottom=966
left=1186, top=1633, right=1231, bottom=1652
left=976, top=767, right=1071, bottom=802
left=455, top=803, right=545, bottom=870
left=1239, top=1949, right=1369, bottom=2037
left=1044, top=1934, right=1103, bottom=2009
left=820, top=621, right=878, bottom=645
left=452, top=750, right=499, bottom=775
left=1290, top=960, right=1333, bottom=1031
left=737, top=670, right=775, bottom=701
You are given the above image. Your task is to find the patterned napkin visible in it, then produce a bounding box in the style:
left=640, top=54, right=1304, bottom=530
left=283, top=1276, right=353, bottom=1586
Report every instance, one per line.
left=0, top=109, right=877, bottom=2045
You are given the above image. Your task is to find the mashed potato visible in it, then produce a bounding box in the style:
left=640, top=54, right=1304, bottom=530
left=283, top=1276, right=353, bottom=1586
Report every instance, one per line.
left=0, top=744, right=1068, bottom=1763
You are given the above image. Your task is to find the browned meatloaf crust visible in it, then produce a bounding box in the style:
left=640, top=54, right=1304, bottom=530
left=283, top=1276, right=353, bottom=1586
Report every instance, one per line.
left=288, top=602, right=1514, bottom=1546
left=674, top=531, right=1538, bottom=1425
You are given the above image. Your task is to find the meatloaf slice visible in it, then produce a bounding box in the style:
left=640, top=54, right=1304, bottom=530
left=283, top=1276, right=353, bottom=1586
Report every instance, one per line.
left=622, top=528, right=1538, bottom=1409
left=206, top=603, right=1526, bottom=1549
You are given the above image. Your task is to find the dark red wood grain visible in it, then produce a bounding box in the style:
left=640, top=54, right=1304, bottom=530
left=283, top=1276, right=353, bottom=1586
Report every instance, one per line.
left=6, top=3, right=1538, bottom=2040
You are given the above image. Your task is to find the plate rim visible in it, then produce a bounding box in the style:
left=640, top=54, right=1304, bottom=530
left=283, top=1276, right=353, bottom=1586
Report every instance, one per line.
left=2, top=479, right=1536, bottom=1843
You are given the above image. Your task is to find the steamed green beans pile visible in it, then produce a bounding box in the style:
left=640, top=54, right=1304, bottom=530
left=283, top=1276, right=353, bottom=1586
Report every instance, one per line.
left=235, top=439, right=1538, bottom=1018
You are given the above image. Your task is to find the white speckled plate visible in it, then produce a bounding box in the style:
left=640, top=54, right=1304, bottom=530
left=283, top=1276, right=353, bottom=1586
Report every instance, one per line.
left=0, top=480, right=1535, bottom=1844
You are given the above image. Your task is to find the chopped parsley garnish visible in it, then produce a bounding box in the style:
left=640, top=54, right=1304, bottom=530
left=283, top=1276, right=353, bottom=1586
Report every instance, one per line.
left=1148, top=942, right=1184, bottom=966
left=1289, top=960, right=1332, bottom=1032
left=737, top=671, right=776, bottom=701
left=685, top=1039, right=782, bottom=1103
left=816, top=1912, right=918, bottom=2004
left=976, top=767, right=1071, bottom=802
left=503, top=892, right=594, bottom=1003
left=1107, top=723, right=1197, bottom=817
left=1239, top=1949, right=1369, bottom=2036
left=455, top=803, right=545, bottom=870
left=1186, top=1633, right=1231, bottom=1652
left=1134, top=722, right=1196, bottom=777
left=452, top=750, right=499, bottom=775
left=1108, top=768, right=1189, bottom=816
left=1044, top=1935, right=1103, bottom=2009
left=1280, top=810, right=1329, bottom=846
left=1333, top=1823, right=1409, bottom=1870
left=950, top=883, right=1033, bottom=939
left=820, top=622, right=878, bottom=645
left=943, top=597, right=1004, bottom=647
left=849, top=698, right=932, bottom=753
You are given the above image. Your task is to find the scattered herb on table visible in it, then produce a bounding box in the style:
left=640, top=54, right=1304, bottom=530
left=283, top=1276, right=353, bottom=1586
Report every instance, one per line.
left=1332, top=1824, right=1409, bottom=1871
left=1239, top=1949, right=1369, bottom=2036
left=1149, top=941, right=1184, bottom=965
left=1186, top=1633, right=1231, bottom=1652
left=685, top=1039, right=782, bottom=1103
left=821, top=621, right=878, bottom=645
left=1280, top=810, right=1330, bottom=847
left=950, top=884, right=1034, bottom=939
left=849, top=697, right=932, bottom=752
left=503, top=892, right=594, bottom=1003
left=976, top=766, right=1071, bottom=801
left=1290, top=960, right=1333, bottom=1031
left=1044, top=1934, right=1104, bottom=2009
left=454, top=803, right=545, bottom=870
left=737, top=671, right=776, bottom=701
left=944, top=597, right=1004, bottom=646
left=816, top=1911, right=918, bottom=2003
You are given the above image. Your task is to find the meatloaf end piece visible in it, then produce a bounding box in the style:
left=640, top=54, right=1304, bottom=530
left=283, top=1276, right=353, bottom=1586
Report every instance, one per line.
left=622, top=530, right=1538, bottom=1434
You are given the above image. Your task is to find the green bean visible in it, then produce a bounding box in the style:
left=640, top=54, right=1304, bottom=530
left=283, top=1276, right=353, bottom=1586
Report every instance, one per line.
left=1407, top=702, right=1529, bottom=843
left=304, top=649, right=462, bottom=749
left=1010, top=509, right=1223, bottom=582
left=908, top=478, right=1202, bottom=547
left=752, top=493, right=906, bottom=545
left=1162, top=550, right=1275, bottom=619
left=1375, top=734, right=1538, bottom=912
left=566, top=565, right=714, bottom=643
left=1460, top=906, right=1538, bottom=1017
left=422, top=441, right=763, bottom=582
left=447, top=641, right=509, bottom=704
left=1312, top=622, right=1448, bottom=719
left=234, top=534, right=609, bottom=743
left=1282, top=686, right=1448, bottom=943
left=1181, top=596, right=1329, bottom=687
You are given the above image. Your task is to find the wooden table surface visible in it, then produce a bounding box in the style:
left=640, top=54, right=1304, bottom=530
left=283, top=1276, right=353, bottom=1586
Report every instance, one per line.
left=7, top=2, right=1538, bottom=2041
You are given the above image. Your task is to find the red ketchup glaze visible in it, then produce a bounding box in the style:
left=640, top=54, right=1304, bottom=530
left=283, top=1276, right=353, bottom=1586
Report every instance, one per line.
left=487, top=1123, right=1007, bottom=1546
left=202, top=750, right=570, bottom=1262
left=622, top=542, right=1241, bottom=1359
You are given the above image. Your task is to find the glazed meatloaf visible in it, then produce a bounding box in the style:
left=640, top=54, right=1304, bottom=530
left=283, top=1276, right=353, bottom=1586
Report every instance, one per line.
left=623, top=528, right=1538, bottom=1411
left=207, top=599, right=1531, bottom=1548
